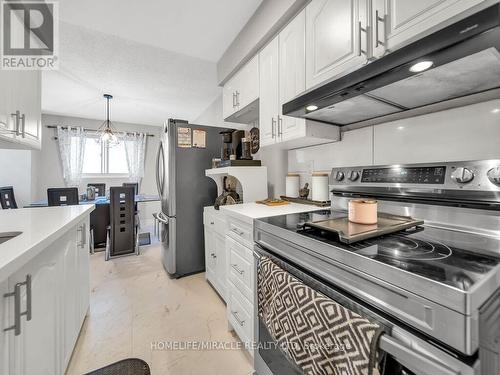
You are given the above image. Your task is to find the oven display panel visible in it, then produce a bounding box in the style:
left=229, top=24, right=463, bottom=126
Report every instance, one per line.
left=361, top=166, right=446, bottom=184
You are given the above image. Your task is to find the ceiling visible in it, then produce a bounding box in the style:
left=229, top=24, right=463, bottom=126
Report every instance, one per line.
left=42, top=0, right=262, bottom=126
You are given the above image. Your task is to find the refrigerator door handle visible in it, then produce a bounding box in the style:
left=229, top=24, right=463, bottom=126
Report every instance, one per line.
left=156, top=142, right=165, bottom=196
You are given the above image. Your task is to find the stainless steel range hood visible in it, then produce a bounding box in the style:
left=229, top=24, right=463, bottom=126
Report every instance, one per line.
left=283, top=4, right=500, bottom=126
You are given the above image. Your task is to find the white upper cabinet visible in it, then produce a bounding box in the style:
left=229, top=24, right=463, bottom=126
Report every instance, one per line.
left=0, top=70, right=42, bottom=150
left=279, top=9, right=306, bottom=141
left=305, top=0, right=369, bottom=90
left=259, top=10, right=340, bottom=149
left=382, top=0, right=487, bottom=53
left=222, top=56, right=259, bottom=124
left=259, top=36, right=280, bottom=147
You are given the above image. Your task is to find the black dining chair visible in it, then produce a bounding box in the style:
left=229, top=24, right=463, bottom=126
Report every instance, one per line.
left=87, top=183, right=106, bottom=197
left=122, top=182, right=139, bottom=195
left=105, top=186, right=140, bottom=261
left=47, top=188, right=79, bottom=206
left=0, top=186, right=18, bottom=209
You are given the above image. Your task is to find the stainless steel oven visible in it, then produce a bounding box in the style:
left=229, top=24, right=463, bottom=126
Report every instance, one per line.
left=253, top=160, right=500, bottom=375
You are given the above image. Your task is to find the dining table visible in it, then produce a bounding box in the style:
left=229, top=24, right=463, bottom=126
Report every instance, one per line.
left=27, top=194, right=161, bottom=248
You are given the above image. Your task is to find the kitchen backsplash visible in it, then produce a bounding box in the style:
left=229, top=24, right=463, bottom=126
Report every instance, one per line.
left=289, top=99, right=500, bottom=189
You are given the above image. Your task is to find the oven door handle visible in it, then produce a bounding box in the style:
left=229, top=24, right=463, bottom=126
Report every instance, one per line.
left=379, top=336, right=459, bottom=375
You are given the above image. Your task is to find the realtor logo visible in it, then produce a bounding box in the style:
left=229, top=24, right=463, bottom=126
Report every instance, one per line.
left=1, top=0, right=59, bottom=69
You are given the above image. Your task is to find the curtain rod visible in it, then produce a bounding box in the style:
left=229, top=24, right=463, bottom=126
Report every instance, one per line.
left=46, top=125, right=155, bottom=137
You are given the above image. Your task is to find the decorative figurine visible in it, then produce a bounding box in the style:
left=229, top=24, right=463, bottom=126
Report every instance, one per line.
left=299, top=183, right=310, bottom=199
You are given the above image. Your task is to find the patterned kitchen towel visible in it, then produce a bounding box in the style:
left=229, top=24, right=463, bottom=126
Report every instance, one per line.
left=258, top=256, right=384, bottom=375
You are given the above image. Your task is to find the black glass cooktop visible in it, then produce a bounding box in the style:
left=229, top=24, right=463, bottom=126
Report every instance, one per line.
left=259, top=210, right=500, bottom=291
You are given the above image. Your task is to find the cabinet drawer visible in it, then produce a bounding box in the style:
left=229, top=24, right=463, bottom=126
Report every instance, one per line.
left=227, top=284, right=254, bottom=348
left=227, top=217, right=253, bottom=245
left=227, top=238, right=254, bottom=302
left=204, top=210, right=226, bottom=236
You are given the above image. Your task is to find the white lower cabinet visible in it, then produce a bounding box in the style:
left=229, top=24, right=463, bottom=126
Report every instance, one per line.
left=1, top=218, right=90, bottom=375
left=203, top=207, right=228, bottom=301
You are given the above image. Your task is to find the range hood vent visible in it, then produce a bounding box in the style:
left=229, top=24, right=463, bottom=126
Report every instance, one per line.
left=283, top=4, right=500, bottom=126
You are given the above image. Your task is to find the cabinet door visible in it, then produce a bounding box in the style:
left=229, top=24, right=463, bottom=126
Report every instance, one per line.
left=8, top=244, right=62, bottom=375
left=259, top=37, right=279, bottom=147
left=214, top=233, right=227, bottom=299
left=279, top=9, right=306, bottom=141
left=223, top=76, right=238, bottom=120
left=1, top=279, right=10, bottom=375
left=204, top=226, right=217, bottom=277
left=11, top=71, right=42, bottom=144
left=0, top=70, right=16, bottom=141
left=305, top=0, right=368, bottom=89
left=61, top=228, right=79, bottom=369
left=385, top=0, right=485, bottom=51
left=77, top=219, right=90, bottom=322
left=236, top=55, right=259, bottom=109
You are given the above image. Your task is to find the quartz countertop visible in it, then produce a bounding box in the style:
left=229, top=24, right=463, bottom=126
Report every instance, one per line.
left=0, top=205, right=94, bottom=281
left=220, top=202, right=327, bottom=224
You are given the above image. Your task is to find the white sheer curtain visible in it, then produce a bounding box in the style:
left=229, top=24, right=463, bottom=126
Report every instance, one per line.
left=124, top=132, right=147, bottom=183
left=57, top=126, right=86, bottom=187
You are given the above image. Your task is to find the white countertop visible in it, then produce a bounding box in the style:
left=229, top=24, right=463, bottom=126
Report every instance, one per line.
left=220, top=202, right=327, bottom=224
left=0, top=205, right=94, bottom=282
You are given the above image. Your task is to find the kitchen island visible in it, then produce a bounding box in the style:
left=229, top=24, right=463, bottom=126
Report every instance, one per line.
left=0, top=205, right=94, bottom=375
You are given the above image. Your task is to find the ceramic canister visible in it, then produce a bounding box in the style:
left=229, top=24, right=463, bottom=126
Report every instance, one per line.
left=285, top=174, right=300, bottom=198
left=311, top=172, right=329, bottom=202
left=348, top=199, right=378, bottom=224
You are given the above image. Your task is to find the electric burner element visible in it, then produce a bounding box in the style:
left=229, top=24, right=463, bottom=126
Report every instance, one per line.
left=362, top=235, right=453, bottom=261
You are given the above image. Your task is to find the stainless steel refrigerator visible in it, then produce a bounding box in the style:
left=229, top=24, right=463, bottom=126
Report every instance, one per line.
left=155, top=118, right=225, bottom=278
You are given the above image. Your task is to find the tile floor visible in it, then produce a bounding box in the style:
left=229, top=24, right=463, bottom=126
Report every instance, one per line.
left=67, top=244, right=254, bottom=375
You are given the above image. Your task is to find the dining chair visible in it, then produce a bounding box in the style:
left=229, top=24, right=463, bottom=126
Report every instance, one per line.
left=47, top=188, right=79, bottom=206
left=87, top=183, right=106, bottom=197
left=122, top=182, right=139, bottom=195
left=0, top=186, right=18, bottom=209
left=105, top=186, right=140, bottom=261
left=123, top=182, right=140, bottom=227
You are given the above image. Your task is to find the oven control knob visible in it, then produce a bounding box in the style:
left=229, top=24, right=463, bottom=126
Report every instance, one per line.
left=487, top=166, right=500, bottom=185
left=335, top=171, right=345, bottom=182
left=348, top=171, right=359, bottom=181
left=451, top=167, right=474, bottom=184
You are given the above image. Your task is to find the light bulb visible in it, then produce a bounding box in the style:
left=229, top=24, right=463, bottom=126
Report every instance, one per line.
left=409, top=61, right=433, bottom=73
left=306, top=105, right=318, bottom=111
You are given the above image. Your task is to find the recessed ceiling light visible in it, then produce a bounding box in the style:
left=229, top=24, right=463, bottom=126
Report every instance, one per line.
left=492, top=108, right=500, bottom=114
left=409, top=61, right=434, bottom=73
left=397, top=126, right=405, bottom=130
left=306, top=105, right=318, bottom=111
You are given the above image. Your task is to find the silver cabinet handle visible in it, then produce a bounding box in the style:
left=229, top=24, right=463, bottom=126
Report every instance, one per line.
left=231, top=227, right=244, bottom=236
left=11, top=110, right=20, bottom=135
left=210, top=252, right=217, bottom=259
left=278, top=115, right=283, bottom=137
left=375, top=10, right=386, bottom=48
left=232, top=92, right=236, bottom=108
left=231, top=264, right=244, bottom=275
left=77, top=223, right=87, bottom=248
left=231, top=310, right=245, bottom=326
left=3, top=274, right=31, bottom=336
left=271, top=118, right=276, bottom=138
left=235, top=91, right=240, bottom=107
left=210, top=221, right=215, bottom=225
left=20, top=113, right=26, bottom=138
left=358, top=21, right=368, bottom=57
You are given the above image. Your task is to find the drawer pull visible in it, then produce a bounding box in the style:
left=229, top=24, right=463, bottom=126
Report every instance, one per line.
left=231, top=228, right=245, bottom=236
left=231, top=264, right=244, bottom=275
left=231, top=310, right=245, bottom=326
left=210, top=221, right=215, bottom=225
left=210, top=252, right=217, bottom=259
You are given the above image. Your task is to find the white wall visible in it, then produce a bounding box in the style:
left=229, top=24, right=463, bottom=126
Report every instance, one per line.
left=30, top=114, right=162, bottom=226
left=0, top=149, right=32, bottom=207
left=289, top=99, right=500, bottom=189
left=193, top=94, right=245, bottom=130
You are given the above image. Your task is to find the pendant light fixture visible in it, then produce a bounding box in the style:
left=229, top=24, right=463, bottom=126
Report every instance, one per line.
left=97, top=94, right=119, bottom=145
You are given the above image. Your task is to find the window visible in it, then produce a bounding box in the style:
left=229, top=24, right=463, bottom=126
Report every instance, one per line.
left=80, top=135, right=129, bottom=175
